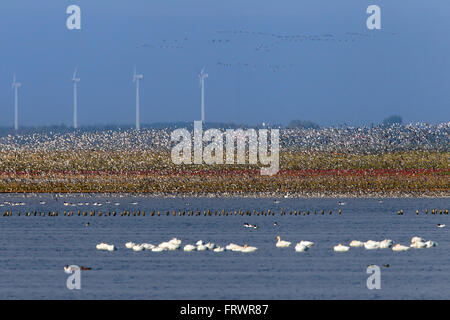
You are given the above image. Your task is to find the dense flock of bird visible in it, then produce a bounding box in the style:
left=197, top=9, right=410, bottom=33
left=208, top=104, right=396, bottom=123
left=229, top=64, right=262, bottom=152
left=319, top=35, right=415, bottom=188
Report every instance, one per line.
left=334, top=236, right=437, bottom=252
left=0, top=123, right=447, bottom=153
left=94, top=235, right=438, bottom=254
left=0, top=123, right=447, bottom=195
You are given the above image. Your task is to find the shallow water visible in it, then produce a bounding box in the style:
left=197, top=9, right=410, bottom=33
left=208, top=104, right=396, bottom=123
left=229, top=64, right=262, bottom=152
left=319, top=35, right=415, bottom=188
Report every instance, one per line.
left=0, top=194, right=448, bottom=299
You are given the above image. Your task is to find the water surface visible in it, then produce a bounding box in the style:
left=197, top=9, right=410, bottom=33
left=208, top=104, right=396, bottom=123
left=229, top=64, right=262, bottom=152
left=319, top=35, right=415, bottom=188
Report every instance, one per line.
left=0, top=194, right=448, bottom=299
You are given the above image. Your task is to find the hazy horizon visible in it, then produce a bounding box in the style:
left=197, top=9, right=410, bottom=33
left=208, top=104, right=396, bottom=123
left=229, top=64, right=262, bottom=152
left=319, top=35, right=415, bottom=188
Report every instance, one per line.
left=0, top=1, right=449, bottom=127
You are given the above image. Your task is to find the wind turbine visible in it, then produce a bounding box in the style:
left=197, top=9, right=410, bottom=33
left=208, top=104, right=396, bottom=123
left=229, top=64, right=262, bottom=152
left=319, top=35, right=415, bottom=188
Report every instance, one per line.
left=72, top=67, right=80, bottom=129
left=133, top=67, right=143, bottom=130
left=12, top=74, right=21, bottom=131
left=199, top=68, right=208, bottom=123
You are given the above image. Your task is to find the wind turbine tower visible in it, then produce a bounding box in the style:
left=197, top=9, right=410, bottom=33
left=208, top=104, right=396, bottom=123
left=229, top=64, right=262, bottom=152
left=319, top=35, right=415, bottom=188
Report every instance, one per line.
left=133, top=67, right=144, bottom=130
left=199, top=68, right=208, bottom=123
left=12, top=74, right=21, bottom=131
left=72, top=68, right=80, bottom=129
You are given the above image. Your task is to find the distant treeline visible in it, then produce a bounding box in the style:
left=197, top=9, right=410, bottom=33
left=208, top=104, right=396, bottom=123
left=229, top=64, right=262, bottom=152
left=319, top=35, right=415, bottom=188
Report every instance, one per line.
left=0, top=116, right=407, bottom=135
left=0, top=122, right=261, bottom=135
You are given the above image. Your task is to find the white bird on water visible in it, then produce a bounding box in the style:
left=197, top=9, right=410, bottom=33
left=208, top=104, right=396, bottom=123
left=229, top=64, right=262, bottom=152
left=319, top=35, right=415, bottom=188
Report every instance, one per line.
left=411, top=236, right=424, bottom=244
left=132, top=244, right=144, bottom=252
left=349, top=240, right=364, bottom=247
left=225, top=243, right=241, bottom=251
left=241, top=245, right=257, bottom=253
left=297, top=241, right=314, bottom=248
left=96, top=242, right=116, bottom=251
left=294, top=244, right=308, bottom=252
left=276, top=236, right=291, bottom=248
left=379, top=239, right=393, bottom=249
left=125, top=242, right=135, bottom=249
left=333, top=244, right=350, bottom=252
left=364, top=240, right=380, bottom=250
left=142, top=243, right=155, bottom=250
left=169, top=238, right=182, bottom=246
left=183, top=244, right=196, bottom=252
left=159, top=241, right=180, bottom=251
left=424, top=240, right=437, bottom=248
left=392, top=244, right=409, bottom=252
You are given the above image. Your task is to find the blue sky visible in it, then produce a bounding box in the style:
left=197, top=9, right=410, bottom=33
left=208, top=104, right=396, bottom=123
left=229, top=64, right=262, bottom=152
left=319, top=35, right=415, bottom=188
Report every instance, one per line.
left=0, top=0, right=448, bottom=127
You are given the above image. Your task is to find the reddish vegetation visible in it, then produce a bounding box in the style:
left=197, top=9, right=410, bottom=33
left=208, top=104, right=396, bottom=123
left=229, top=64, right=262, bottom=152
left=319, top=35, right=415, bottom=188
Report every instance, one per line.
left=0, top=151, right=448, bottom=196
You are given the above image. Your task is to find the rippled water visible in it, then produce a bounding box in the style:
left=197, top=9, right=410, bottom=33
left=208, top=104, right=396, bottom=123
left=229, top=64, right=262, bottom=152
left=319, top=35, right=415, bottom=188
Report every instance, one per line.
left=0, top=194, right=448, bottom=299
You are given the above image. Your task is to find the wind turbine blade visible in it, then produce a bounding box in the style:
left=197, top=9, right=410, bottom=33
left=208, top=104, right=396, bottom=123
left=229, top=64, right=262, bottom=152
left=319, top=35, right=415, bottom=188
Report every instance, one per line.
left=73, top=67, right=78, bottom=79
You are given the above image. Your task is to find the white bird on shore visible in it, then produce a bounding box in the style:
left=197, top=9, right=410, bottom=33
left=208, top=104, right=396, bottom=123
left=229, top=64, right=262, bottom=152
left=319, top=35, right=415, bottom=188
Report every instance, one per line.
left=333, top=244, right=350, bottom=252
left=276, top=236, right=291, bottom=248
left=213, top=246, right=225, bottom=252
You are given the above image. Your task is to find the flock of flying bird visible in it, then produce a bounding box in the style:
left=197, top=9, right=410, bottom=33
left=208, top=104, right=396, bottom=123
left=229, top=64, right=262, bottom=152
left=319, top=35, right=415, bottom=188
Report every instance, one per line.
left=134, top=29, right=396, bottom=74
